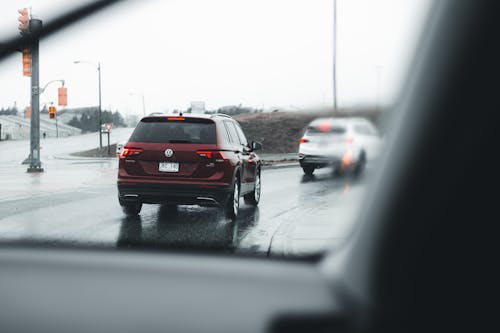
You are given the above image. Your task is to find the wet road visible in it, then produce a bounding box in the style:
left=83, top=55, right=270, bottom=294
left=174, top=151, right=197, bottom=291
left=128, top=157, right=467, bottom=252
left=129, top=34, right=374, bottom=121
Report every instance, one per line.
left=0, top=134, right=367, bottom=257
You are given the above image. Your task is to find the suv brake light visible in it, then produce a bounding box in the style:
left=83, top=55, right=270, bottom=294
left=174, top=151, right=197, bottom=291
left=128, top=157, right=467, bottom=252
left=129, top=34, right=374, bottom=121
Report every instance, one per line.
left=299, top=138, right=309, bottom=143
left=196, top=150, right=226, bottom=161
left=120, top=147, right=143, bottom=158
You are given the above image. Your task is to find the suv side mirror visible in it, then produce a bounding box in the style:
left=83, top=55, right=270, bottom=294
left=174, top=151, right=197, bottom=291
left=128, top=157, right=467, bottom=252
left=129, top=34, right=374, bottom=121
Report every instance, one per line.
left=251, top=141, right=262, bottom=151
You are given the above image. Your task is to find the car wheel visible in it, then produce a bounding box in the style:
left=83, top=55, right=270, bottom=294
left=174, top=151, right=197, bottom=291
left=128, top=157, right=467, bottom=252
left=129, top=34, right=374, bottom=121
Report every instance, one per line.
left=121, top=201, right=142, bottom=216
left=225, top=176, right=240, bottom=221
left=354, top=152, right=366, bottom=177
left=244, top=170, right=261, bottom=206
left=302, top=165, right=315, bottom=176
left=333, top=165, right=342, bottom=177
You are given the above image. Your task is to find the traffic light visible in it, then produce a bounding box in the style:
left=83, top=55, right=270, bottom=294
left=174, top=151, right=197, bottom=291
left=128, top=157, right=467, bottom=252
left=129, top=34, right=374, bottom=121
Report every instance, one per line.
left=49, top=106, right=56, bottom=119
left=18, top=8, right=29, bottom=35
left=22, top=48, right=30, bottom=76
left=25, top=106, right=31, bottom=118
left=58, top=87, right=67, bottom=106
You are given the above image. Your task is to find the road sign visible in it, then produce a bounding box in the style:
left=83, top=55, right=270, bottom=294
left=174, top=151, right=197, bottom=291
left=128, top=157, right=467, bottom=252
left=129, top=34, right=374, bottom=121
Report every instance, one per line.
left=190, top=101, right=205, bottom=114
left=101, top=123, right=113, bottom=133
left=58, top=87, right=67, bottom=106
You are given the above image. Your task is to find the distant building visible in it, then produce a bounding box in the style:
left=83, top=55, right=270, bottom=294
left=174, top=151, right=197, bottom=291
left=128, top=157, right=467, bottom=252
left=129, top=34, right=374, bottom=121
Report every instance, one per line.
left=190, top=101, right=205, bottom=114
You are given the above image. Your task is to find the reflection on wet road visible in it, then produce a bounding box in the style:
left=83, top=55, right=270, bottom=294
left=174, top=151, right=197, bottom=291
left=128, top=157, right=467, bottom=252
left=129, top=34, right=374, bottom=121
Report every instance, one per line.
left=116, top=205, right=257, bottom=252
left=0, top=160, right=367, bottom=257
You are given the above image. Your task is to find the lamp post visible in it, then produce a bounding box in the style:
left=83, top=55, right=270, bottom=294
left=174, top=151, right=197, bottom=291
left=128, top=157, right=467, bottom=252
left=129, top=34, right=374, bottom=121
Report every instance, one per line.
left=129, top=92, right=146, bottom=117
left=74, top=60, right=102, bottom=148
left=332, top=0, right=338, bottom=114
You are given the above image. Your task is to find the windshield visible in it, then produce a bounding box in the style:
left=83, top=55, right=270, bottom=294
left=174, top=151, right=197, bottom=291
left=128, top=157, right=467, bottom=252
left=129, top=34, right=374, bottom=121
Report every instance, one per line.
left=0, top=0, right=431, bottom=259
left=129, top=120, right=216, bottom=144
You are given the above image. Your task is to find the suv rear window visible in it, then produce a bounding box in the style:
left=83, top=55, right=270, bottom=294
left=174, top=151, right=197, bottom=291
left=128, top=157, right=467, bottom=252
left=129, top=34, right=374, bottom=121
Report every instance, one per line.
left=129, top=118, right=216, bottom=144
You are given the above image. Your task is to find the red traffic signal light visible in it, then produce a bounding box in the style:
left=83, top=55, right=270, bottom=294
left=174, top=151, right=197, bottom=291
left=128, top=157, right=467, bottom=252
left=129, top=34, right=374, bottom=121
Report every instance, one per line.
left=18, top=8, right=29, bottom=34
left=49, top=106, right=56, bottom=119
left=22, top=48, right=30, bottom=76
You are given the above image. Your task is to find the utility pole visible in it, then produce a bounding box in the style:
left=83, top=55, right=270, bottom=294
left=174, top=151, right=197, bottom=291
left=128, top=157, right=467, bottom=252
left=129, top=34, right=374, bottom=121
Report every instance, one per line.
left=27, top=18, right=43, bottom=172
left=376, top=65, right=383, bottom=113
left=74, top=60, right=102, bottom=148
left=129, top=93, right=146, bottom=117
left=332, top=0, right=338, bottom=114
left=98, top=62, right=102, bottom=148
left=141, top=94, right=146, bottom=117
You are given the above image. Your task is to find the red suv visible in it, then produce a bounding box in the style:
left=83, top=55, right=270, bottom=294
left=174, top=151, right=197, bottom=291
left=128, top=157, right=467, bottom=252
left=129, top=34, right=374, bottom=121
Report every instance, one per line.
left=117, top=113, right=262, bottom=220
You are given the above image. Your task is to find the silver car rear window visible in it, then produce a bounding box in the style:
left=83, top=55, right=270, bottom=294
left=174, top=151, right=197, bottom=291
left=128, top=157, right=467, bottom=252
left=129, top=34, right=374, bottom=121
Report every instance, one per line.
left=306, top=125, right=346, bottom=135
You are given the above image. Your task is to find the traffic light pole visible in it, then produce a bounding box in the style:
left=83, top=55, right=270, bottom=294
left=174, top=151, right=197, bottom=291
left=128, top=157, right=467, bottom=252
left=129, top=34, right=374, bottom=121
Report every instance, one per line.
left=27, top=18, right=43, bottom=173
left=332, top=0, right=337, bottom=114
left=55, top=109, right=59, bottom=138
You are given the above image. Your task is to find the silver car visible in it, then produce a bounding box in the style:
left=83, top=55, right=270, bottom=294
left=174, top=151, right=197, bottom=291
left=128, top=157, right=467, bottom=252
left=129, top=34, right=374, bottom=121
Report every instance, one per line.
left=298, top=117, right=382, bottom=176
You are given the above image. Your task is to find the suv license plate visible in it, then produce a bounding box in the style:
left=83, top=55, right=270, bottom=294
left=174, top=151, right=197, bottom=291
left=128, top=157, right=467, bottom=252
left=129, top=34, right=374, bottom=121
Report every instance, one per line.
left=159, top=162, right=179, bottom=172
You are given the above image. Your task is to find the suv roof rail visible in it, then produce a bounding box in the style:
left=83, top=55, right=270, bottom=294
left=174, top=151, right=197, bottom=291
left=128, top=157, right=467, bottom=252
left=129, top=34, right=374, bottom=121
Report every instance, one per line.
left=210, top=113, right=232, bottom=119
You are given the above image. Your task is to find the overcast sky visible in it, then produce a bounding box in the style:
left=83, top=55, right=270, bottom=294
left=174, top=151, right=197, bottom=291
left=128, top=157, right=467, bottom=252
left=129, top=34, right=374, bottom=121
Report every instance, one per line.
left=0, top=0, right=431, bottom=115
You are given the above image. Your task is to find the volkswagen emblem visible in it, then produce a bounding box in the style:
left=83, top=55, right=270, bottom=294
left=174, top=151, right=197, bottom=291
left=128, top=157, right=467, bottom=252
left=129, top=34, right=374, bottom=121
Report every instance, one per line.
left=164, top=149, right=174, bottom=157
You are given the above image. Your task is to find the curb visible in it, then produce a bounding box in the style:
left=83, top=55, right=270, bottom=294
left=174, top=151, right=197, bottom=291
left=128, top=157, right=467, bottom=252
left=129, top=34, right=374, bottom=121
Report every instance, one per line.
left=51, top=154, right=116, bottom=161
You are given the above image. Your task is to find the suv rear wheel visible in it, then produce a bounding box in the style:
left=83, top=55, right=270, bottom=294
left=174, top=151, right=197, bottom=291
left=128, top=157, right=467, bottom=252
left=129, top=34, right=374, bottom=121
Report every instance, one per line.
left=121, top=201, right=142, bottom=216
left=244, top=171, right=261, bottom=206
left=225, top=176, right=240, bottom=221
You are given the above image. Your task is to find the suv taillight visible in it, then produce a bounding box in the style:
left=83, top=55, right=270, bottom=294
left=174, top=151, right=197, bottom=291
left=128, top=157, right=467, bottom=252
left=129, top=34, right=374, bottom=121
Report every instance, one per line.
left=196, top=150, right=226, bottom=161
left=299, top=138, right=309, bottom=143
left=120, top=147, right=143, bottom=158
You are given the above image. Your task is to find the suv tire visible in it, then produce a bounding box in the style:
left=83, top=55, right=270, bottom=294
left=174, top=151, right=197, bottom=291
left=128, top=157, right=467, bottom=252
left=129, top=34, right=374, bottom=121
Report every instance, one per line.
left=225, top=176, right=240, bottom=221
left=120, top=200, right=142, bottom=216
left=244, top=170, right=261, bottom=206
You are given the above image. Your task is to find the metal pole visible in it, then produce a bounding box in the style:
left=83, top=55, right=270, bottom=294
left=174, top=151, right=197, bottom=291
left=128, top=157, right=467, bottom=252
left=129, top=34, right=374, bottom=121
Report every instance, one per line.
left=376, top=65, right=382, bottom=113
left=98, top=62, right=102, bottom=148
left=55, top=108, right=59, bottom=138
left=28, top=18, right=43, bottom=172
left=107, top=132, right=110, bottom=155
left=141, top=94, right=146, bottom=117
left=332, top=0, right=337, bottom=114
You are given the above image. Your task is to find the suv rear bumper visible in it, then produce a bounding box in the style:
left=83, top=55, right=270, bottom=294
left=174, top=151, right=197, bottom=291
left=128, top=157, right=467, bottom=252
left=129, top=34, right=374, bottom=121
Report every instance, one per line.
left=118, top=183, right=231, bottom=206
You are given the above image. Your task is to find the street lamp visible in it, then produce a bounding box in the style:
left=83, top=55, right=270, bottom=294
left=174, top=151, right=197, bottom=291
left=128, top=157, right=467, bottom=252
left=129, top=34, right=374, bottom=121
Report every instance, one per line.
left=129, top=92, right=146, bottom=117
left=73, top=60, right=102, bottom=148
left=40, top=79, right=65, bottom=94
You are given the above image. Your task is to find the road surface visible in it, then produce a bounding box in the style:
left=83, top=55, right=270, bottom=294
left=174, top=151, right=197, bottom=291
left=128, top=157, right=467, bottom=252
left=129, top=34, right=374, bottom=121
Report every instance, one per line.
left=0, top=132, right=367, bottom=257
